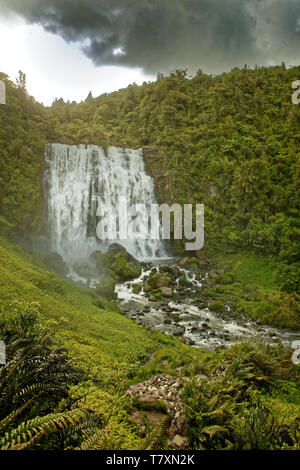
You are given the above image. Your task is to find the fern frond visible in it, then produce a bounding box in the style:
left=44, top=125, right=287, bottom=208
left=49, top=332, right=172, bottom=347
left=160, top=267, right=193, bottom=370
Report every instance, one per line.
left=0, top=409, right=88, bottom=450
left=0, top=395, right=38, bottom=432
left=74, top=426, right=110, bottom=450
left=200, top=424, right=229, bottom=439
left=139, top=416, right=169, bottom=450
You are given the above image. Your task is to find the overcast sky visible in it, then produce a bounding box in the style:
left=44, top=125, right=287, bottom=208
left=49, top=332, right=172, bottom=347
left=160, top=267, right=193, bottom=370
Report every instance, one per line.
left=0, top=0, right=299, bottom=105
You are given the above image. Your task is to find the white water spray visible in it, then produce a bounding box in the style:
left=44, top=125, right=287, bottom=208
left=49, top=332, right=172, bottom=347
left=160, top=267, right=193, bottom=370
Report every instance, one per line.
left=44, top=144, right=167, bottom=261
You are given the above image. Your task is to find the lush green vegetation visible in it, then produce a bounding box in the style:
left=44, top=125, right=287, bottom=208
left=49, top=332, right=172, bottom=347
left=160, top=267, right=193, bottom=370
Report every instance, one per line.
left=184, top=341, right=300, bottom=450
left=0, top=237, right=299, bottom=450
left=0, top=236, right=210, bottom=449
left=0, top=66, right=299, bottom=449
left=0, top=65, right=299, bottom=295
left=47, top=65, right=300, bottom=282
left=205, top=250, right=300, bottom=329
left=0, top=72, right=48, bottom=234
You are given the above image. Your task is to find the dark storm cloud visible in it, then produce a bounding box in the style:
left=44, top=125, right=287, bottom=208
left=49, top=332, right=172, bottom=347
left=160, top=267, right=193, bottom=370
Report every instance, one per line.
left=1, top=0, right=299, bottom=73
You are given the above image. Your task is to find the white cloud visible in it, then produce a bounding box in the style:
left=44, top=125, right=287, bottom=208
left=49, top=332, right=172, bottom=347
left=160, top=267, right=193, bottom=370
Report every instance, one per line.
left=0, top=16, right=154, bottom=105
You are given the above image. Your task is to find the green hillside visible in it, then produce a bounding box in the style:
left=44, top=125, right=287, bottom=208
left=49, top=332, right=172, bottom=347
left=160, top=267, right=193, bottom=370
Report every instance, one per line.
left=0, top=236, right=299, bottom=450
left=0, top=66, right=299, bottom=450
left=0, top=236, right=211, bottom=448
left=0, top=236, right=208, bottom=374
left=0, top=66, right=299, bottom=294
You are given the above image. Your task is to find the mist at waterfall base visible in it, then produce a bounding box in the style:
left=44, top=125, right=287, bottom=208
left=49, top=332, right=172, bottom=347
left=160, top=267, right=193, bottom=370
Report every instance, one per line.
left=44, top=144, right=168, bottom=272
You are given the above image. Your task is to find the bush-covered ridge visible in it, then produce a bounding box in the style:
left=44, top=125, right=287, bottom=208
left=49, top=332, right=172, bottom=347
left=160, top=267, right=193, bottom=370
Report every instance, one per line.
left=0, top=66, right=299, bottom=287
left=48, top=66, right=300, bottom=266
left=0, top=73, right=47, bottom=233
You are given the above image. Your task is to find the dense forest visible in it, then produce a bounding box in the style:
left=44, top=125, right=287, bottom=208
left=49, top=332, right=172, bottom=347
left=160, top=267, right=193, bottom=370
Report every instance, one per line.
left=0, top=66, right=299, bottom=451
left=0, top=65, right=299, bottom=291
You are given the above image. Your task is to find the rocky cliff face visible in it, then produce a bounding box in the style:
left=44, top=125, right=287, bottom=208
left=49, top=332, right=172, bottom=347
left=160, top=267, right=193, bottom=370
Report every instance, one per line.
left=143, top=146, right=189, bottom=255
left=142, top=146, right=172, bottom=205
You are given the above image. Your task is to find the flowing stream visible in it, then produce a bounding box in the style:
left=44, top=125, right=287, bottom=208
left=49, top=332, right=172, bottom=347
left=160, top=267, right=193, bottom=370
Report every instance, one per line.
left=116, top=264, right=300, bottom=352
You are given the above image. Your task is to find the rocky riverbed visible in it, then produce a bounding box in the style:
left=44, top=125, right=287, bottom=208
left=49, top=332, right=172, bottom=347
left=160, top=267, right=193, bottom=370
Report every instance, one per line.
left=57, top=241, right=299, bottom=352
left=116, top=259, right=300, bottom=352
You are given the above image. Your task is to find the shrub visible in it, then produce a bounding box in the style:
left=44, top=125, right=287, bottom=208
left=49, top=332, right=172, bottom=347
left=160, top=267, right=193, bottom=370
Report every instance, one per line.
left=209, top=301, right=225, bottom=313
left=96, top=277, right=116, bottom=299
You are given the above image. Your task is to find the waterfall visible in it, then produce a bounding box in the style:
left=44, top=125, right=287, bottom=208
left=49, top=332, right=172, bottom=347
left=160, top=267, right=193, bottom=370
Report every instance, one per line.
left=44, top=143, right=167, bottom=261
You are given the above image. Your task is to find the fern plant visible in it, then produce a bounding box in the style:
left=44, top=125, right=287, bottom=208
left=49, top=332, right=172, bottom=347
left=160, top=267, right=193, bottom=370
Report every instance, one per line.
left=0, top=302, right=107, bottom=450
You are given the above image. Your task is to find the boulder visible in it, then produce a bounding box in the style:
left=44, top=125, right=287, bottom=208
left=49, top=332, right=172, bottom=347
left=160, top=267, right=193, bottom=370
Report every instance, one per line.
left=149, top=294, right=159, bottom=302
left=160, top=265, right=180, bottom=279
left=171, top=313, right=181, bottom=322
left=132, top=283, right=142, bottom=294
left=178, top=273, right=187, bottom=286
left=108, top=243, right=138, bottom=264
left=143, top=279, right=152, bottom=293
left=160, top=287, right=173, bottom=298
left=173, top=327, right=185, bottom=336
left=107, top=243, right=128, bottom=256
left=91, top=244, right=142, bottom=281
left=111, top=250, right=141, bottom=280
left=148, top=272, right=172, bottom=290
left=178, top=257, right=198, bottom=270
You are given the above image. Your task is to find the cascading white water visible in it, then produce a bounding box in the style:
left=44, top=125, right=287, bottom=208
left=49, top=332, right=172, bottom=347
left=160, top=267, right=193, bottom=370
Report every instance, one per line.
left=44, top=143, right=167, bottom=261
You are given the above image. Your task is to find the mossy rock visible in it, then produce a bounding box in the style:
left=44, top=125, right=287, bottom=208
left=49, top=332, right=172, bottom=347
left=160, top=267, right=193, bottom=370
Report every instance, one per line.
left=178, top=273, right=187, bottom=286
left=104, top=244, right=142, bottom=280
left=152, top=291, right=163, bottom=300
left=132, top=283, right=142, bottom=294
left=107, top=243, right=129, bottom=256
left=160, top=265, right=180, bottom=278
left=143, top=279, right=152, bottom=293
left=95, top=277, right=116, bottom=299
left=112, top=254, right=142, bottom=280
left=179, top=256, right=199, bottom=270
left=171, top=313, right=181, bottom=322
left=90, top=245, right=141, bottom=281
left=147, top=272, right=171, bottom=289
